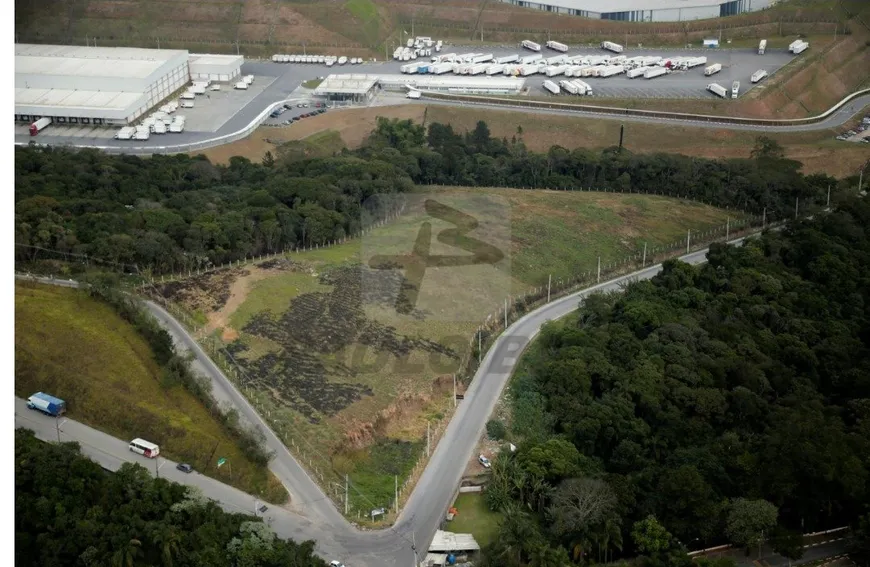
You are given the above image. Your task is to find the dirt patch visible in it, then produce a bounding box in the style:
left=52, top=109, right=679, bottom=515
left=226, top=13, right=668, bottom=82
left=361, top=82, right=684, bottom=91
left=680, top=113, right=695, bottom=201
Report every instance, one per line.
left=206, top=266, right=274, bottom=338
left=157, top=269, right=242, bottom=314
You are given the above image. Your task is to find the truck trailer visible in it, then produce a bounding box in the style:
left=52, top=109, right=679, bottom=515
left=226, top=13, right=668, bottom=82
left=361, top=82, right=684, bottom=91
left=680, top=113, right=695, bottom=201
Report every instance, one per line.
left=521, top=40, right=541, bottom=52
left=469, top=63, right=489, bottom=75
left=790, top=41, right=809, bottom=54
left=574, top=79, right=592, bottom=96
left=601, top=41, right=624, bottom=53
left=546, top=55, right=568, bottom=66
left=707, top=83, right=728, bottom=98
left=751, top=69, right=768, bottom=83
left=644, top=66, right=667, bottom=79
left=518, top=64, right=539, bottom=76
left=559, top=80, right=581, bottom=95
left=27, top=392, right=67, bottom=416
left=545, top=65, right=568, bottom=77
left=29, top=117, right=52, bottom=136
left=758, top=39, right=767, bottom=55
left=430, top=62, right=453, bottom=74
left=626, top=67, right=646, bottom=79
left=486, top=64, right=506, bottom=75
left=496, top=54, right=519, bottom=64
left=472, top=53, right=494, bottom=64
left=520, top=54, right=543, bottom=65
left=114, top=126, right=136, bottom=140
left=543, top=80, right=560, bottom=94
left=704, top=63, right=722, bottom=76
left=600, top=65, right=625, bottom=78
left=731, top=80, right=740, bottom=99
left=546, top=40, right=568, bottom=52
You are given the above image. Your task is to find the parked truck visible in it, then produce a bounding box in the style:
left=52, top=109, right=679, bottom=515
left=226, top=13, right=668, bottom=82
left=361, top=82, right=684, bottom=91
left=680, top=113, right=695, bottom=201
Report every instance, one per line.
left=543, top=80, right=560, bottom=95
left=29, top=117, right=52, bottom=136
left=469, top=63, right=489, bottom=75
left=518, top=64, right=539, bottom=76
left=27, top=392, right=67, bottom=416
left=520, top=54, right=543, bottom=65
left=600, top=65, right=625, bottom=78
left=601, top=41, right=624, bottom=53
left=758, top=39, right=767, bottom=55
left=521, top=40, right=541, bottom=52
left=644, top=66, right=667, bottom=79
left=472, top=53, right=494, bottom=64
left=685, top=56, right=707, bottom=68
left=751, top=69, right=768, bottom=83
left=430, top=62, right=453, bottom=74
left=731, top=80, right=740, bottom=99
left=790, top=40, right=809, bottom=54
left=574, top=79, right=592, bottom=96
left=496, top=54, right=519, bottom=64
left=626, top=67, right=646, bottom=79
left=545, top=65, right=568, bottom=77
left=707, top=83, right=728, bottom=98
left=486, top=64, right=505, bottom=75
left=704, top=63, right=722, bottom=76
left=546, top=55, right=568, bottom=66
left=114, top=126, right=136, bottom=140
left=559, top=80, right=581, bottom=95
left=546, top=40, right=568, bottom=52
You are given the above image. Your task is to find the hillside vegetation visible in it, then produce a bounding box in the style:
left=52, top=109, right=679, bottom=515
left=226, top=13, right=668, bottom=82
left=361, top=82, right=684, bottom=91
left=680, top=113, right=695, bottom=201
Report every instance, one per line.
left=15, top=428, right=325, bottom=567
left=15, top=281, right=287, bottom=503
left=478, top=196, right=870, bottom=566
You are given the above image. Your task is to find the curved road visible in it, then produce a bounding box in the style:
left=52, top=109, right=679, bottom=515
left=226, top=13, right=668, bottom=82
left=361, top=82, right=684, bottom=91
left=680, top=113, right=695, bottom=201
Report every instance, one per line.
left=14, top=237, right=753, bottom=566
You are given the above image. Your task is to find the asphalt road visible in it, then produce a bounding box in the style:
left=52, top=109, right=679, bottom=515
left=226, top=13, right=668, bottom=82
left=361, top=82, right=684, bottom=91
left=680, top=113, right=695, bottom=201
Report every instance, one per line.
left=14, top=239, right=749, bottom=567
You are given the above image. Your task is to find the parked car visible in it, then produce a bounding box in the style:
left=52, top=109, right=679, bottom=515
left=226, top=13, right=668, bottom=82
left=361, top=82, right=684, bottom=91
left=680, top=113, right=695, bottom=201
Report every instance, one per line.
left=317, top=108, right=326, bottom=114
left=478, top=454, right=491, bottom=468
left=291, top=116, right=300, bottom=121
left=297, top=103, right=305, bottom=108
left=176, top=463, right=193, bottom=473
left=302, top=103, right=309, bottom=107
left=330, top=561, right=346, bottom=567
left=283, top=104, right=293, bottom=110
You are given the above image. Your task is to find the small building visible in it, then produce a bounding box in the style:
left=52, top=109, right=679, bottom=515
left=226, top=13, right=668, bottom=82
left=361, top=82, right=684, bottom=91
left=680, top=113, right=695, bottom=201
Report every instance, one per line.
left=313, top=74, right=380, bottom=104
left=428, top=530, right=481, bottom=554
left=188, top=53, right=244, bottom=82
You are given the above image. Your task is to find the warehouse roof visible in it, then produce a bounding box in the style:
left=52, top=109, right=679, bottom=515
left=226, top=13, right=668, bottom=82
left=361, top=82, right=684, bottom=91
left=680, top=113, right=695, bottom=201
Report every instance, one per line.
left=15, top=87, right=143, bottom=111
left=428, top=530, right=480, bottom=553
left=189, top=53, right=244, bottom=67
left=533, top=0, right=727, bottom=12
left=15, top=44, right=187, bottom=80
left=314, top=74, right=379, bottom=95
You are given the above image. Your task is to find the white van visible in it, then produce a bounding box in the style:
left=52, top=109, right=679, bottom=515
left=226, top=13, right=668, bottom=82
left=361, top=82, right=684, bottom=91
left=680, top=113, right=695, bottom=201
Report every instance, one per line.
left=129, top=438, right=160, bottom=458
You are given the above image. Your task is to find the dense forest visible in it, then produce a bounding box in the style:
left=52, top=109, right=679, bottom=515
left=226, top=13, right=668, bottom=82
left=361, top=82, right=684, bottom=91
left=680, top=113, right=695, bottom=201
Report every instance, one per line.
left=15, top=118, right=837, bottom=276
left=15, top=429, right=326, bottom=567
left=478, top=196, right=870, bottom=566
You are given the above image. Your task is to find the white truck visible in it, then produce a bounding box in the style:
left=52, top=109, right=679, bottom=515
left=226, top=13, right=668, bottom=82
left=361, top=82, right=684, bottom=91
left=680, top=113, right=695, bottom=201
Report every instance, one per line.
left=401, top=63, right=418, bottom=74
left=234, top=81, right=248, bottom=90
left=169, top=122, right=184, bottom=133
left=704, top=63, right=722, bottom=76
left=472, top=53, right=494, bottom=63
left=685, top=56, right=707, bottom=69
left=180, top=91, right=195, bottom=100
left=496, top=54, right=519, bottom=64
left=520, top=54, right=542, bottom=65
left=574, top=79, right=592, bottom=95
left=469, top=63, right=489, bottom=75
left=521, top=40, right=541, bottom=52
left=243, top=75, right=254, bottom=85
left=601, top=41, right=624, bottom=53
left=545, top=65, right=568, bottom=77
left=626, top=67, right=646, bottom=79
left=731, top=80, right=740, bottom=99
left=134, top=126, right=150, bottom=141
left=114, top=126, right=136, bottom=140
left=518, top=64, right=539, bottom=76
left=546, top=55, right=567, bottom=66
left=191, top=85, right=206, bottom=95
left=546, top=40, right=568, bottom=52
left=181, top=100, right=194, bottom=109
left=486, top=64, right=505, bottom=75
left=407, top=90, right=422, bottom=99
left=751, top=69, right=768, bottom=83
left=707, top=83, right=728, bottom=98
left=151, top=121, right=167, bottom=134
left=600, top=65, right=625, bottom=78
left=791, top=40, right=809, bottom=54
left=338, top=56, right=348, bottom=65
left=758, top=39, right=767, bottom=55
left=543, top=80, right=560, bottom=94
left=644, top=66, right=667, bottom=79
left=430, top=62, right=453, bottom=74
left=559, top=80, right=581, bottom=95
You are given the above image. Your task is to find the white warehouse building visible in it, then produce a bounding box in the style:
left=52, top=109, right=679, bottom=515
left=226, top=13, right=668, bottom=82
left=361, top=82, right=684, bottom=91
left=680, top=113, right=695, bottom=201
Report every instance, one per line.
left=189, top=53, right=244, bottom=82
left=14, top=44, right=244, bottom=126
left=498, top=0, right=776, bottom=22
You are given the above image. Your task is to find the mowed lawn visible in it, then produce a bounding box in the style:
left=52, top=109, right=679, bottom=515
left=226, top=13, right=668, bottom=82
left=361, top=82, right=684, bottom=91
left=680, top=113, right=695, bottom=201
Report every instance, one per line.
left=449, top=493, right=502, bottom=548
left=162, top=188, right=738, bottom=515
left=14, top=282, right=288, bottom=504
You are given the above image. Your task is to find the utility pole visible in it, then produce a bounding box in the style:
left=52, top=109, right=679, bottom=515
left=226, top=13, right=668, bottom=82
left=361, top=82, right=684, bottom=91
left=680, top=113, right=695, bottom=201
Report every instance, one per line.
left=395, top=475, right=399, bottom=514
left=860, top=165, right=865, bottom=193
left=762, top=207, right=767, bottom=229
left=426, top=421, right=431, bottom=457
left=503, top=298, right=507, bottom=328
left=827, top=184, right=831, bottom=208
left=547, top=274, right=551, bottom=302
left=477, top=331, right=481, bottom=363
left=452, top=374, right=456, bottom=408
left=642, top=242, right=647, bottom=267
left=345, top=475, right=349, bottom=514
left=795, top=197, right=799, bottom=220
left=686, top=229, right=691, bottom=253
left=597, top=256, right=601, bottom=283
left=726, top=217, right=730, bottom=241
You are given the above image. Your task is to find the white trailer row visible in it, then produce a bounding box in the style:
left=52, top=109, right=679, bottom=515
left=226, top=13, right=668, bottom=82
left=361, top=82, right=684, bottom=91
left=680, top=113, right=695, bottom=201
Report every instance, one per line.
left=272, top=54, right=365, bottom=65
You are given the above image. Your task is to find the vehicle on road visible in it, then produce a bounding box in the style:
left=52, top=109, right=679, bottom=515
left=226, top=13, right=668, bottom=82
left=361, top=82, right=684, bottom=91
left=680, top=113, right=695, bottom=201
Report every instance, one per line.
left=478, top=454, right=491, bottom=468
left=176, top=463, right=193, bottom=473
left=29, top=117, right=52, bottom=136
left=26, top=392, right=66, bottom=416
left=329, top=562, right=345, bottom=567
left=129, top=438, right=160, bottom=458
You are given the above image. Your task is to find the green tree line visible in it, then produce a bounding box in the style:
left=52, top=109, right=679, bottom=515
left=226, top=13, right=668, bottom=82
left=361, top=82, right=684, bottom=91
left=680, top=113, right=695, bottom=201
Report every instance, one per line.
left=477, top=196, right=870, bottom=566
left=16, top=120, right=841, bottom=276
left=15, top=428, right=327, bottom=567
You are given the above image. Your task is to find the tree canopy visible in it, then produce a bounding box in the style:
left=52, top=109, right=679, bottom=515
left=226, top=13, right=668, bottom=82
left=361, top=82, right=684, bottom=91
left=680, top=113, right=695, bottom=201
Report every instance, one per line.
left=15, top=428, right=326, bottom=567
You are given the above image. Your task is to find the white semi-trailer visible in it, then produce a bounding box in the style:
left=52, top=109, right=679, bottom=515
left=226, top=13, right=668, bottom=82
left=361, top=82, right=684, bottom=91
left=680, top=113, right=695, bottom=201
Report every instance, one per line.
left=574, top=79, right=592, bottom=95
left=559, top=80, right=580, bottom=95
left=496, top=54, right=519, bottom=64
left=788, top=39, right=803, bottom=52
left=545, top=65, right=568, bottom=77
left=751, top=69, right=768, bottom=83
left=518, top=64, right=539, bottom=76
left=704, top=63, right=722, bottom=76
left=731, top=80, right=741, bottom=99
left=521, top=40, right=541, bottom=52
left=546, top=40, right=568, bottom=52
left=486, top=64, right=506, bottom=75
left=601, top=41, right=624, bottom=53
left=686, top=56, right=707, bottom=69
left=707, top=83, right=728, bottom=98
left=758, top=39, right=767, bottom=55
left=791, top=41, right=809, bottom=54
left=546, top=55, right=568, bottom=65
left=543, top=80, right=560, bottom=94
left=469, top=63, right=489, bottom=75
left=626, top=67, right=646, bottom=79
left=644, top=66, right=667, bottom=79
left=430, top=62, right=453, bottom=74
left=114, top=126, right=136, bottom=140
left=520, top=54, right=543, bottom=64
left=472, top=53, right=494, bottom=63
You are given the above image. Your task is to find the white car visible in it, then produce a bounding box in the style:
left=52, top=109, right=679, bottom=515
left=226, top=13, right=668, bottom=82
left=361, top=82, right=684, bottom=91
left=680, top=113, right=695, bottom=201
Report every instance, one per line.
left=478, top=454, right=491, bottom=468
left=330, top=562, right=346, bottom=567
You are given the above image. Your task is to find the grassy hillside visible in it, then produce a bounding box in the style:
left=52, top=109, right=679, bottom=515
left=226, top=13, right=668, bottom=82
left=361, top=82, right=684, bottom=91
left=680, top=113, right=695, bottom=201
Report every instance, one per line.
left=15, top=281, right=288, bottom=503
left=157, top=187, right=741, bottom=517
left=199, top=104, right=870, bottom=178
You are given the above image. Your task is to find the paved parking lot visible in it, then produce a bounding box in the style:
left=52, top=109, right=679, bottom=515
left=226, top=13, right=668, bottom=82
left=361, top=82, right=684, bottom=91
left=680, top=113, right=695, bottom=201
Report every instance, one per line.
left=180, top=76, right=277, bottom=132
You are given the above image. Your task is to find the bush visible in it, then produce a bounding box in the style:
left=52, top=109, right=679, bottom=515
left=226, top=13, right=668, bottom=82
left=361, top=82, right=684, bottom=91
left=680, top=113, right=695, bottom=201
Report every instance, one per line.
left=486, top=419, right=507, bottom=440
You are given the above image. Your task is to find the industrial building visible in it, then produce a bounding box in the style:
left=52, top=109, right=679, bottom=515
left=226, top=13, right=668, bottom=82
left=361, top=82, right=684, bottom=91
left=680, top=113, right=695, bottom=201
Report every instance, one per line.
left=14, top=44, right=244, bottom=126
left=313, top=74, right=380, bottom=103
left=498, top=0, right=775, bottom=22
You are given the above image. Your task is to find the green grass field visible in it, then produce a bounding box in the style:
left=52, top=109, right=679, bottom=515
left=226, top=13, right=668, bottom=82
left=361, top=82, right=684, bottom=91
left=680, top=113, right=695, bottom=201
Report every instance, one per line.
left=449, top=493, right=502, bottom=548
left=159, top=187, right=740, bottom=517
left=15, top=282, right=288, bottom=503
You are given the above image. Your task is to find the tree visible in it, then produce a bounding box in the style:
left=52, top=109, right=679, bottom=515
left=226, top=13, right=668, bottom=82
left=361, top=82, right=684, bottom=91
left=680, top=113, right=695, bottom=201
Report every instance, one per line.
left=725, top=499, right=778, bottom=552
left=486, top=419, right=507, bottom=440
left=770, top=526, right=804, bottom=566
left=750, top=136, right=785, bottom=160
left=548, top=477, right=618, bottom=538
left=632, top=515, right=672, bottom=556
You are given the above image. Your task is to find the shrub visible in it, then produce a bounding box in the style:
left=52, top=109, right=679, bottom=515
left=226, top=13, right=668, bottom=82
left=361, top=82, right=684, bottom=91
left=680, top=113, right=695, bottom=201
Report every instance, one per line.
left=486, top=419, right=507, bottom=440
